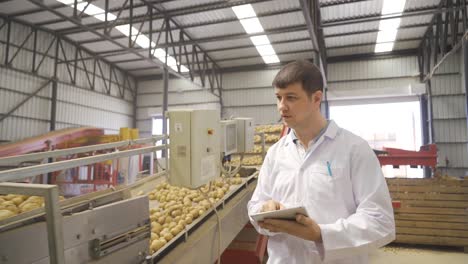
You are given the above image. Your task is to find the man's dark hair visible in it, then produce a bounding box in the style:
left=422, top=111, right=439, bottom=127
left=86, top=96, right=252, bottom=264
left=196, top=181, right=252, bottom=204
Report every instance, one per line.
left=272, top=60, right=323, bottom=96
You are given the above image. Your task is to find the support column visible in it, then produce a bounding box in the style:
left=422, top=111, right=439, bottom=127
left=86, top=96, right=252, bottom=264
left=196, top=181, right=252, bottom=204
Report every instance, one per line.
left=419, top=94, right=431, bottom=177
left=162, top=67, right=169, bottom=158
left=133, top=82, right=138, bottom=128
left=50, top=81, right=57, bottom=131
left=463, top=35, right=468, bottom=157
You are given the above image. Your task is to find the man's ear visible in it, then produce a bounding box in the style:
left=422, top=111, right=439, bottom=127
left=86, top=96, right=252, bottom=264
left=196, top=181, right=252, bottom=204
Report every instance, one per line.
left=313, top=90, right=323, bottom=105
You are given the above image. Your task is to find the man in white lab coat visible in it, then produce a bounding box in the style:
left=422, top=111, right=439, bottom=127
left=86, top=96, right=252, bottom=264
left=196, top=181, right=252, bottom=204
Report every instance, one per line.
left=247, top=60, right=395, bottom=264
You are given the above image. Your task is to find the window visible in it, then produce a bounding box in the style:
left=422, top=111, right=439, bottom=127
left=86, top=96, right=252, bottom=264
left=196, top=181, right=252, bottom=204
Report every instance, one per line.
left=152, top=115, right=169, bottom=158
left=330, top=101, right=423, bottom=178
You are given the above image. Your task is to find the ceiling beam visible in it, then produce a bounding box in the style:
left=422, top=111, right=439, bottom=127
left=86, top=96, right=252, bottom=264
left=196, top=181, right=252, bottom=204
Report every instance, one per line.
left=53, top=0, right=272, bottom=35
left=25, top=0, right=219, bottom=92
left=327, top=48, right=419, bottom=63
left=73, top=7, right=301, bottom=44
left=322, top=5, right=463, bottom=27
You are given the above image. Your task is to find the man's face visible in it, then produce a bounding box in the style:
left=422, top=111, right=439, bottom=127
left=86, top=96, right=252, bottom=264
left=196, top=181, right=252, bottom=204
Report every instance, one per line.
left=275, top=82, right=322, bottom=129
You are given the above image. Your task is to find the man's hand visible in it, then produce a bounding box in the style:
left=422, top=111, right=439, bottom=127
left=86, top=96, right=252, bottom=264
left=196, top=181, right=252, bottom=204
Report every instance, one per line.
left=261, top=200, right=285, bottom=212
left=258, top=214, right=322, bottom=242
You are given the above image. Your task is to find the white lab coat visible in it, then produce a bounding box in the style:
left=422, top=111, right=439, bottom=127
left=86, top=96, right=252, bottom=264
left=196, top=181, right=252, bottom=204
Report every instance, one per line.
left=248, top=121, right=395, bottom=264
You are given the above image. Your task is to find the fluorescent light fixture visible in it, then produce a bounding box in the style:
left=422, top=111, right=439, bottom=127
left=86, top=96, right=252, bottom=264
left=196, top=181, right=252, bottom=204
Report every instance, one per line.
left=250, top=35, right=270, bottom=46
left=232, top=4, right=257, bottom=19
left=239, top=17, right=264, bottom=34
left=262, top=54, right=280, bottom=64
left=133, top=35, right=151, bottom=49
left=375, top=0, right=405, bottom=53
left=381, top=0, right=406, bottom=15
left=115, top=24, right=132, bottom=37
left=376, top=30, right=398, bottom=43
left=159, top=56, right=177, bottom=67
left=56, top=0, right=82, bottom=5
left=232, top=4, right=279, bottom=64
left=94, top=12, right=116, bottom=21
left=378, top=18, right=401, bottom=31
left=55, top=0, right=189, bottom=72
left=153, top=48, right=167, bottom=58
left=374, top=42, right=394, bottom=53
left=76, top=2, right=102, bottom=15
left=180, top=65, right=190, bottom=72
left=255, top=44, right=276, bottom=56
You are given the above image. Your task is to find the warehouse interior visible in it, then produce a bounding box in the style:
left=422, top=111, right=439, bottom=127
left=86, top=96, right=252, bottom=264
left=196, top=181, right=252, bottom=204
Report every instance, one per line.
left=0, top=0, right=467, bottom=263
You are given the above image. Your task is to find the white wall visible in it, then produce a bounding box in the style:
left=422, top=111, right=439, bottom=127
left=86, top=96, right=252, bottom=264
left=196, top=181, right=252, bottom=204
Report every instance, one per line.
left=0, top=19, right=135, bottom=142
left=430, top=50, right=467, bottom=177
left=136, top=77, right=221, bottom=138
left=221, top=57, right=422, bottom=124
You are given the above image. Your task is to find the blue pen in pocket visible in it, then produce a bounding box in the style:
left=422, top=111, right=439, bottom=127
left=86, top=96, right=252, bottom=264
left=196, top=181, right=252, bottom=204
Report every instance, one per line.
left=326, top=161, right=333, bottom=177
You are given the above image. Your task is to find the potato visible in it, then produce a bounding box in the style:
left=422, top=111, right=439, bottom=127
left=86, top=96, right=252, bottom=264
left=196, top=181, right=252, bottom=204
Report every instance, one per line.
left=151, top=222, right=162, bottom=233
left=150, top=239, right=165, bottom=252
left=170, top=227, right=180, bottom=236
left=21, top=202, right=41, bottom=212
left=157, top=216, right=166, bottom=225
left=178, top=219, right=186, bottom=227
left=11, top=197, right=24, bottom=206
left=164, top=216, right=172, bottom=224
left=0, top=209, right=15, bottom=220
left=198, top=208, right=205, bottom=216
left=171, top=209, right=181, bottom=217
left=151, top=232, right=159, bottom=240
left=163, top=232, right=173, bottom=241
left=189, top=210, right=199, bottom=219
left=4, top=194, right=17, bottom=201
left=0, top=201, right=19, bottom=213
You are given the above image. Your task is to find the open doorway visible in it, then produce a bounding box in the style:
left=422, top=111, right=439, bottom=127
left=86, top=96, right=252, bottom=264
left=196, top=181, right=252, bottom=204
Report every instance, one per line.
left=330, top=101, right=423, bottom=178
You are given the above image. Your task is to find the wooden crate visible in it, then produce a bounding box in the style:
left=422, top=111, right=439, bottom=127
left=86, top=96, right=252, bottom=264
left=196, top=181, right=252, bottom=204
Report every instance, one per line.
left=386, top=178, right=468, bottom=252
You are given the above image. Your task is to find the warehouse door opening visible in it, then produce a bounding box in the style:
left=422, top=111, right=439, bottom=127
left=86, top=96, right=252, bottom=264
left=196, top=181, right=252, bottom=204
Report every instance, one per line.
left=152, top=115, right=169, bottom=159
left=330, top=101, right=423, bottom=178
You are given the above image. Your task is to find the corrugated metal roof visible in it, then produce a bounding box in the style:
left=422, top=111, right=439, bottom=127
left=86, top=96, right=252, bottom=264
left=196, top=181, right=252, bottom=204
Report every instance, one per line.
left=159, top=0, right=224, bottom=11
left=253, top=0, right=301, bottom=13
left=200, top=38, right=252, bottom=51
left=405, top=0, right=441, bottom=11
left=173, top=8, right=235, bottom=26
left=320, top=1, right=383, bottom=22
left=396, top=26, right=428, bottom=40
left=185, top=21, right=244, bottom=39
left=0, top=0, right=445, bottom=76
left=326, top=32, right=378, bottom=48
left=260, top=11, right=305, bottom=30
left=324, top=21, right=380, bottom=36
left=399, top=14, right=433, bottom=27
left=268, top=30, right=309, bottom=42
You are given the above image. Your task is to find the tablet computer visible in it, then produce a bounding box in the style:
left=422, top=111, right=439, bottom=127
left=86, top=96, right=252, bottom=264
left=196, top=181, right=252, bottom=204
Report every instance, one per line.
left=251, top=206, right=308, bottom=222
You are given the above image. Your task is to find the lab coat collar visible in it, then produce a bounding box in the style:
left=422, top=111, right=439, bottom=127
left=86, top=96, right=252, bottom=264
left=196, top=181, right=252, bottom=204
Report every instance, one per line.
left=285, top=120, right=339, bottom=147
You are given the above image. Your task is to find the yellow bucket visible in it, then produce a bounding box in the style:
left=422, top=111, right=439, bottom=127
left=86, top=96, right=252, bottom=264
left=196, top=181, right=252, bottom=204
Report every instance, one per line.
left=130, top=128, right=139, bottom=139
left=120, top=127, right=131, bottom=140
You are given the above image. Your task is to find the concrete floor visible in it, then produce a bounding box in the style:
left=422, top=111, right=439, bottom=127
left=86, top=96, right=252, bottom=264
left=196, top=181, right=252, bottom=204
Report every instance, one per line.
left=370, top=244, right=468, bottom=264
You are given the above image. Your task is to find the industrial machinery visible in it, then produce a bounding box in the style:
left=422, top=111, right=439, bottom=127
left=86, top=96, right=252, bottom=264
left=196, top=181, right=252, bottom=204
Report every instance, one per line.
left=0, top=137, right=166, bottom=264
left=0, top=113, right=258, bottom=264
left=233, top=118, right=255, bottom=153
left=375, top=144, right=437, bottom=171
left=220, top=120, right=238, bottom=156
left=167, top=109, right=221, bottom=189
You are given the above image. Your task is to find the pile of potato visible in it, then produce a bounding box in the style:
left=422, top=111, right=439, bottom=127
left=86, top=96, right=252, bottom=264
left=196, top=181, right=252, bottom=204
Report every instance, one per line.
left=0, top=194, right=65, bottom=221
left=265, top=134, right=280, bottom=143
left=246, top=145, right=270, bottom=154
left=255, top=124, right=283, bottom=133
left=253, top=133, right=280, bottom=144
left=146, top=176, right=243, bottom=254
left=230, top=156, right=263, bottom=166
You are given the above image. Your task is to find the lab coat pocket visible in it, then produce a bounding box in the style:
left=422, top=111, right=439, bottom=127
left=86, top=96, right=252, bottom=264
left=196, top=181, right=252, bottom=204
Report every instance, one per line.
left=304, top=164, right=345, bottom=204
